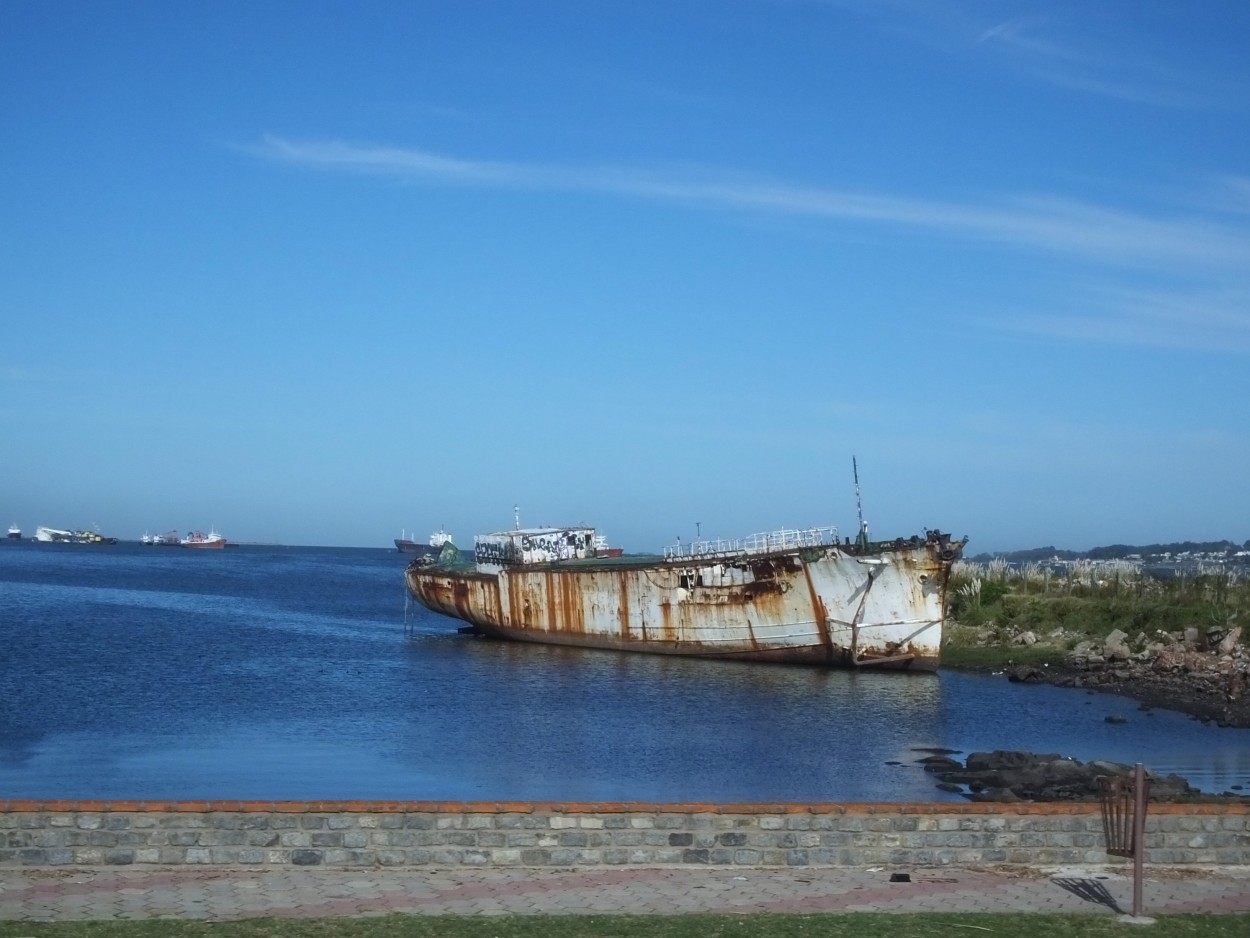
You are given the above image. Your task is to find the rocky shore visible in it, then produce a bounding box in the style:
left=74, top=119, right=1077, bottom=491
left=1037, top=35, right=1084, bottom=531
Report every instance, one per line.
left=980, top=624, right=1250, bottom=728
left=912, top=748, right=1203, bottom=803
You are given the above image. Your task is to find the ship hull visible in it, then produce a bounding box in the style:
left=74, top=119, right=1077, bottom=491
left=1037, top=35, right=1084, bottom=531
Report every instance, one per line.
left=395, top=539, right=438, bottom=557
left=406, top=537, right=961, bottom=671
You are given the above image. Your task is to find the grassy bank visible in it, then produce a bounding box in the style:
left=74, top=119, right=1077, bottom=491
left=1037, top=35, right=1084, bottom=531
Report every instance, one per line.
left=3, top=914, right=1249, bottom=938
left=941, top=558, right=1248, bottom=671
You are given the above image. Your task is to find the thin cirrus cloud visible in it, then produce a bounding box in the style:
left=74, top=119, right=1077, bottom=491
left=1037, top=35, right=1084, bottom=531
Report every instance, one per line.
left=977, top=15, right=1235, bottom=109
left=836, top=2, right=1239, bottom=110
left=251, top=135, right=1250, bottom=274
left=1003, top=286, right=1250, bottom=356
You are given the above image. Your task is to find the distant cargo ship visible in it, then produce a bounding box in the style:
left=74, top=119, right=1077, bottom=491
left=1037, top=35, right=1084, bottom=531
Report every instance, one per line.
left=7, top=523, right=20, bottom=540
left=395, top=528, right=455, bottom=557
left=181, top=529, right=227, bottom=549
left=141, top=531, right=181, bottom=546
left=35, top=526, right=118, bottom=545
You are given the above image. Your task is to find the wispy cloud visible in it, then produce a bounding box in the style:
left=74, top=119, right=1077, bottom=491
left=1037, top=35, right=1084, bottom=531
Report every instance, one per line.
left=810, top=1, right=1241, bottom=109
left=977, top=15, right=1219, bottom=108
left=1000, top=286, right=1250, bottom=355
left=251, top=135, right=1250, bottom=273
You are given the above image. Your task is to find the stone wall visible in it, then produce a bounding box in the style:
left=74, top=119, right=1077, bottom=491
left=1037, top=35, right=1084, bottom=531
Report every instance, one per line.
left=3, top=801, right=1248, bottom=869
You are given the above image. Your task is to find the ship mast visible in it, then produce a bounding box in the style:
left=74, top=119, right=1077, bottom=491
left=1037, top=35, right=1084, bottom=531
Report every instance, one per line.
left=853, top=456, right=870, bottom=550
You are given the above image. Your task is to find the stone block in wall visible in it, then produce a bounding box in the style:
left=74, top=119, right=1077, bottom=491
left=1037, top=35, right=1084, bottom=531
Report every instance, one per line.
left=551, top=847, right=597, bottom=865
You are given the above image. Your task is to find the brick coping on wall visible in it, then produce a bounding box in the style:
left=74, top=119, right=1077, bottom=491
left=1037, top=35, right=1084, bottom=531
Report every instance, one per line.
left=3, top=799, right=1248, bottom=816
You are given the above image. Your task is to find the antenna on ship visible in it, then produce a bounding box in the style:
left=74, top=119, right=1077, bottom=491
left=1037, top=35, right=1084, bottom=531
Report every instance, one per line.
left=853, top=456, right=870, bottom=550
left=514, top=505, right=520, bottom=530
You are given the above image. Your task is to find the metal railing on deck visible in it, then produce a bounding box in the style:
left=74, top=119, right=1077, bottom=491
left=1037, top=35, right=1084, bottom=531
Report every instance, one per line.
left=663, top=526, right=839, bottom=561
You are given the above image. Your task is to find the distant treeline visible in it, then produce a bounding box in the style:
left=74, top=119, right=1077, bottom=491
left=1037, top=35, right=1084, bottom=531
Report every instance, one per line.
left=970, top=540, right=1250, bottom=563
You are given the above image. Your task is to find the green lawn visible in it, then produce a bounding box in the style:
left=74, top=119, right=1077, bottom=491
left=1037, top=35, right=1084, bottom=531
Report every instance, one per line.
left=3, top=914, right=1249, bottom=938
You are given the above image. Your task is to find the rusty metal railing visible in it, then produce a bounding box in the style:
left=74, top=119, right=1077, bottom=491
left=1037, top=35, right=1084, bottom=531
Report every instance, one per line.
left=664, top=526, right=839, bottom=560
left=1098, top=764, right=1151, bottom=918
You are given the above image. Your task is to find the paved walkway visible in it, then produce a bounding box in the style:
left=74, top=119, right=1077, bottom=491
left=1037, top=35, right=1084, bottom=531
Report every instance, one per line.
left=2, top=866, right=1248, bottom=921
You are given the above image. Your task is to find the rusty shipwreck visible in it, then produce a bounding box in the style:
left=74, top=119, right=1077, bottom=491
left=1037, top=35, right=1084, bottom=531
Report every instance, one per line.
left=405, top=522, right=966, bottom=671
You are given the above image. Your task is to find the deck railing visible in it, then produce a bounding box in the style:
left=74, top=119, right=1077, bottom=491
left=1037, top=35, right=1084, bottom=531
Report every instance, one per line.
left=663, top=526, right=839, bottom=561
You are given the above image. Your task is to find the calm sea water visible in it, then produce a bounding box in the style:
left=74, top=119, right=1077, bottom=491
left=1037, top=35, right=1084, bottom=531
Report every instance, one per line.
left=2, top=541, right=1247, bottom=802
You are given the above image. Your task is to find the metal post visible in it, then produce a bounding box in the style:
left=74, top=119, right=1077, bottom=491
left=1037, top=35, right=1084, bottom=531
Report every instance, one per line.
left=1131, top=762, right=1146, bottom=918
left=1098, top=762, right=1150, bottom=919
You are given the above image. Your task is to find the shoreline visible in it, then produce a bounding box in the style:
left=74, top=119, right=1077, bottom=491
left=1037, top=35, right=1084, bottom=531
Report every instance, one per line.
left=945, top=655, right=1250, bottom=729
left=1031, top=663, right=1250, bottom=729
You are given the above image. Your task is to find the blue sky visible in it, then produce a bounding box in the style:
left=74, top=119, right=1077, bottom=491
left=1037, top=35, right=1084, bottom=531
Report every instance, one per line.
left=3, top=1, right=1247, bottom=553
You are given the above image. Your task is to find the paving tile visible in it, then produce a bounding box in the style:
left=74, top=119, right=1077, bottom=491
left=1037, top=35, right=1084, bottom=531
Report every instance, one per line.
left=1, top=866, right=1248, bottom=920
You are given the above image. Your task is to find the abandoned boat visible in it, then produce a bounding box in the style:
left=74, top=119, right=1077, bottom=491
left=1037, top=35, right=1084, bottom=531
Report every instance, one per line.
left=404, top=523, right=966, bottom=670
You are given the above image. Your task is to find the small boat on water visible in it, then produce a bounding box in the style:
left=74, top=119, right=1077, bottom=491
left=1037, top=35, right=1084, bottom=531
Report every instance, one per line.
left=6, top=523, right=20, bottom=540
left=35, top=526, right=118, bottom=545
left=395, top=528, right=455, bottom=557
left=181, top=529, right=227, bottom=549
left=405, top=520, right=966, bottom=671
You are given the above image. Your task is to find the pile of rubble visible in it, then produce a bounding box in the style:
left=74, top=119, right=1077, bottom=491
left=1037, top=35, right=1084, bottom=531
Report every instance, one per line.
left=1008, top=625, right=1249, bottom=728
left=917, top=749, right=1199, bottom=803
